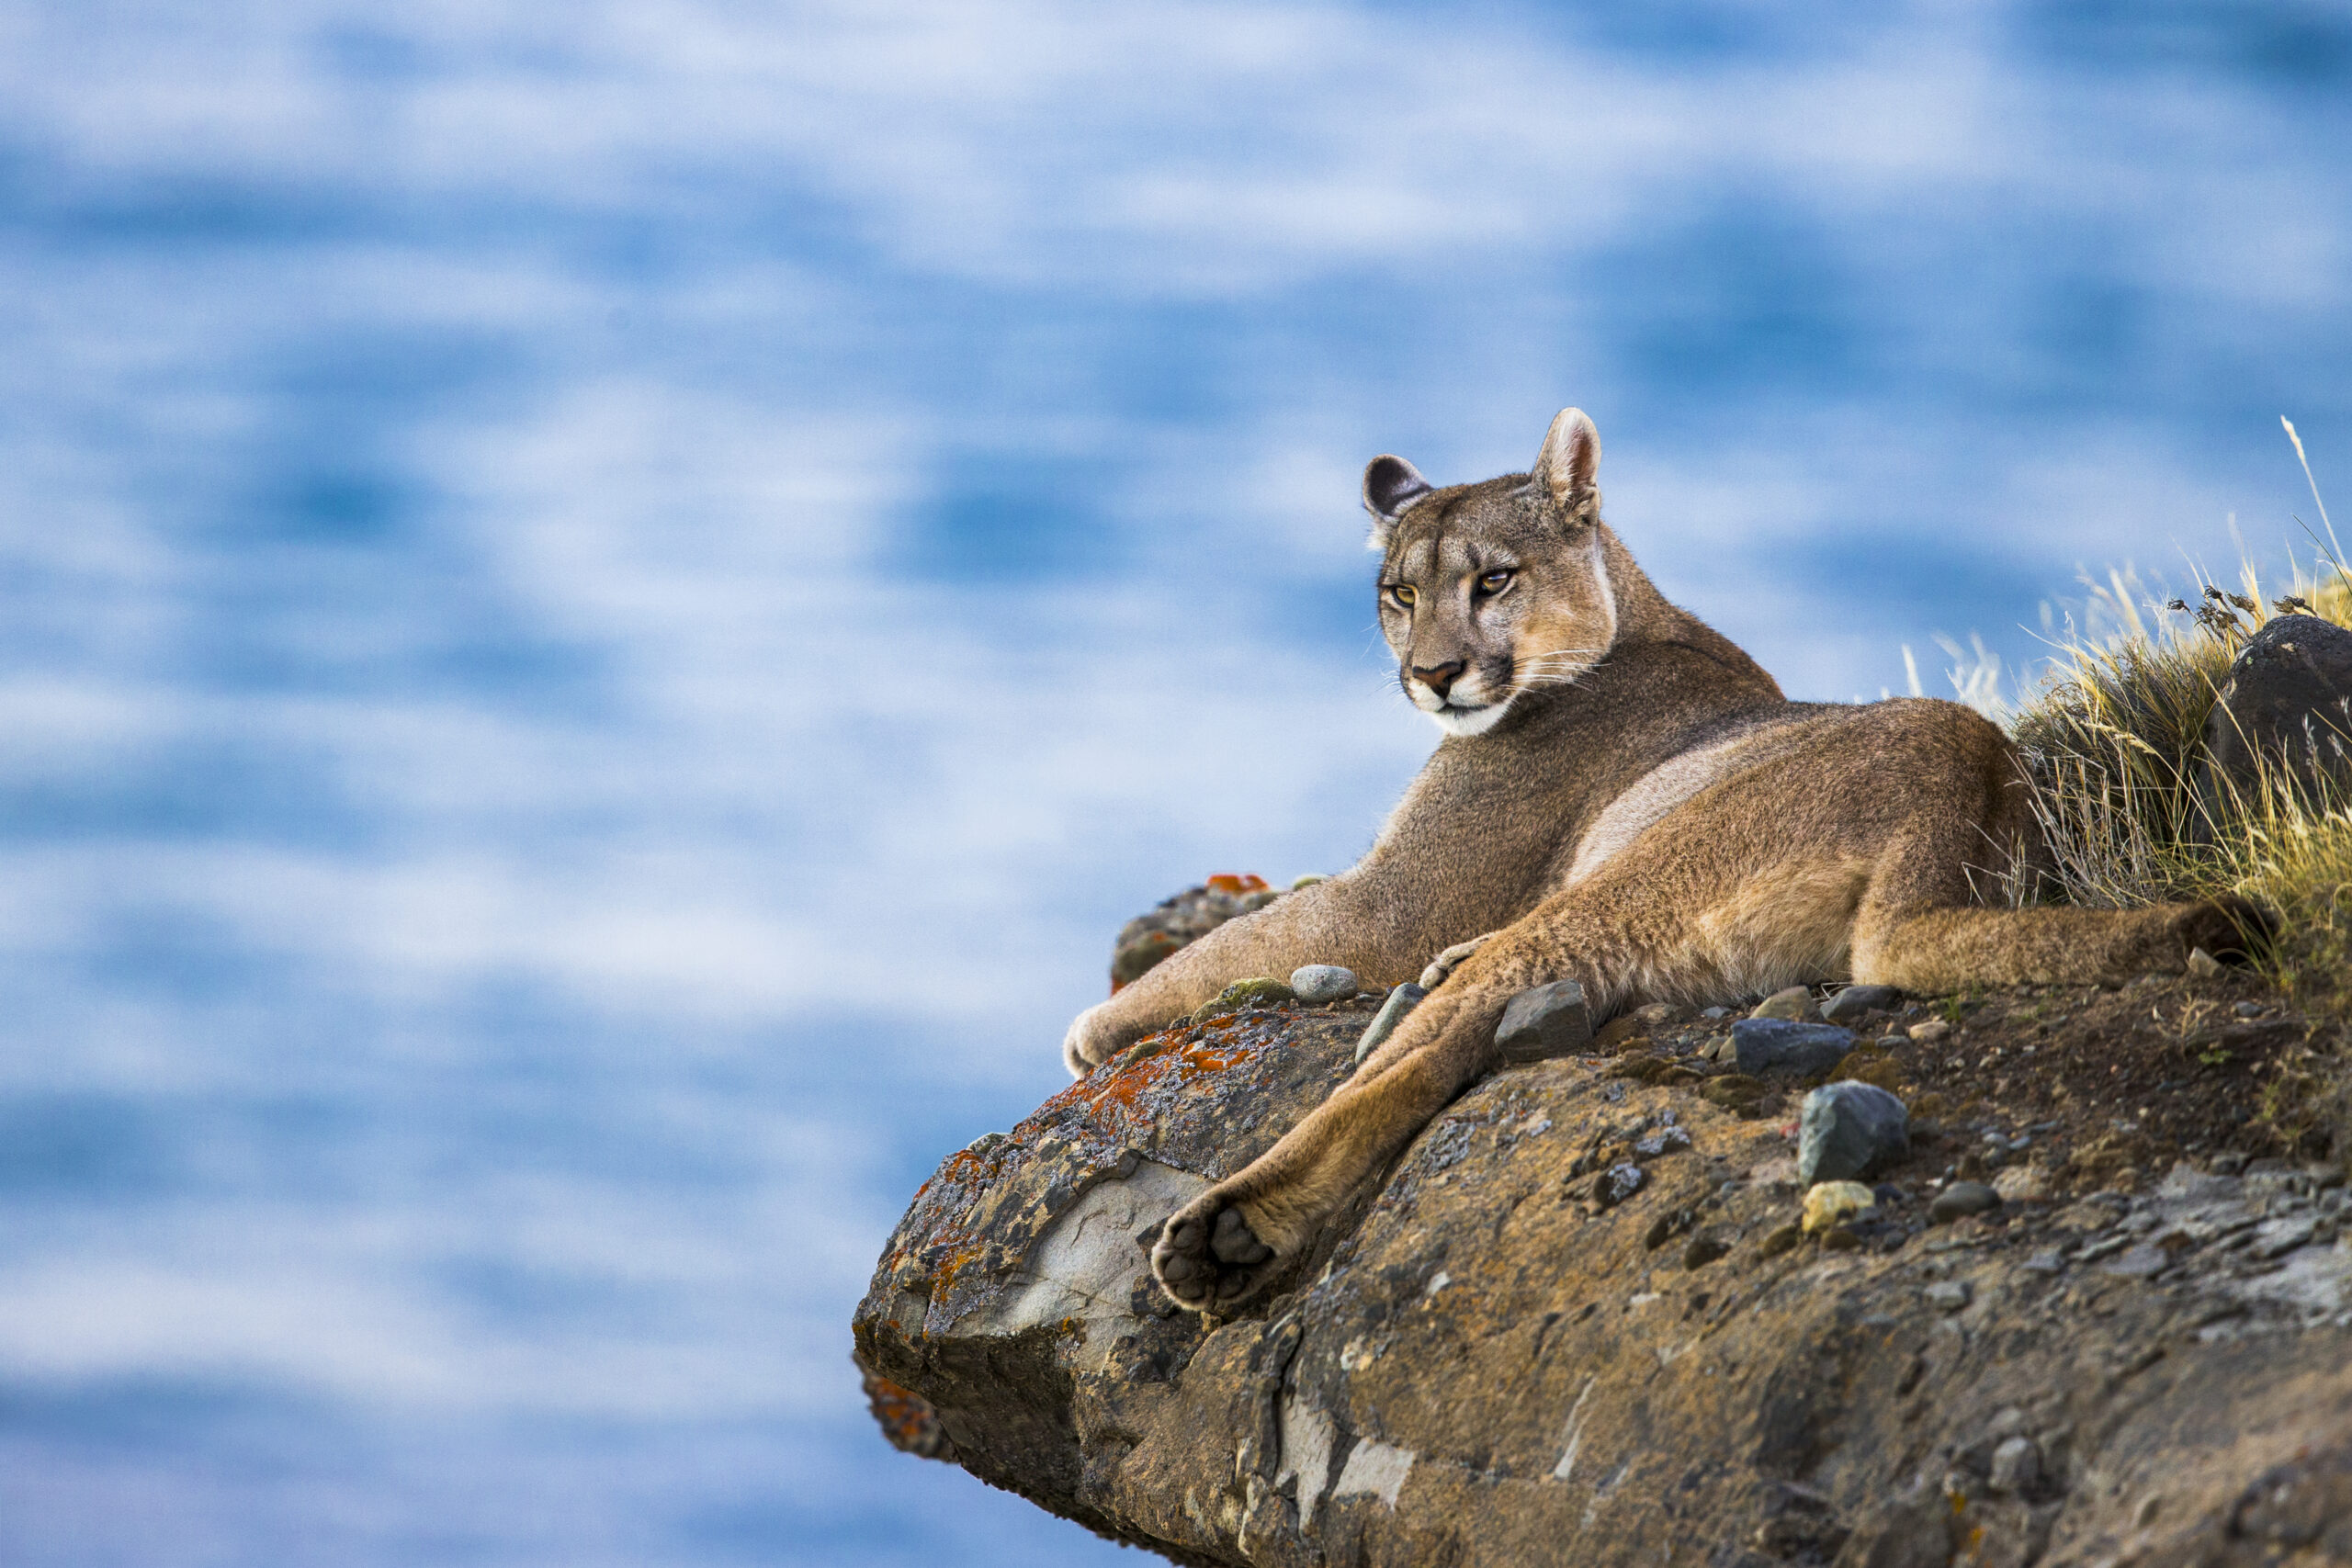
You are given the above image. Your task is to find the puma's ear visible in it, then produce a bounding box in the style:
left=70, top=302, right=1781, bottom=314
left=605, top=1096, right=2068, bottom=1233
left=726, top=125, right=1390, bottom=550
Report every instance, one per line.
left=1362, top=455, right=1432, bottom=551
left=1532, top=408, right=1601, bottom=523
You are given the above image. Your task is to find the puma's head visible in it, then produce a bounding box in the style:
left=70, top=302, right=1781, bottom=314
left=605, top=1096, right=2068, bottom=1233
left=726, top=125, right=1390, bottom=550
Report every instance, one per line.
left=1362, top=408, right=1620, bottom=739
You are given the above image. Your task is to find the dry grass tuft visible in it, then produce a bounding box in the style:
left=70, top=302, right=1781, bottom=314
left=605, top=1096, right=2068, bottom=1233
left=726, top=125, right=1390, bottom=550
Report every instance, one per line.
left=2007, top=558, right=2352, bottom=1006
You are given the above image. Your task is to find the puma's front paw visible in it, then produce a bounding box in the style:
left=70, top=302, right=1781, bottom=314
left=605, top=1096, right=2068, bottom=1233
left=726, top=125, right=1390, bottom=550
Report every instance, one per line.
left=1062, top=1001, right=1128, bottom=1077
left=1150, top=1189, right=1281, bottom=1311
left=1419, top=931, right=1497, bottom=990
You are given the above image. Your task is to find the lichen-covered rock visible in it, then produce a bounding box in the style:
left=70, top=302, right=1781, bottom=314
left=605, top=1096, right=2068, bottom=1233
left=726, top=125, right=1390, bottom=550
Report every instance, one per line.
left=1192, top=977, right=1297, bottom=1023
left=1112, top=876, right=1283, bottom=991
left=855, top=999, right=2352, bottom=1565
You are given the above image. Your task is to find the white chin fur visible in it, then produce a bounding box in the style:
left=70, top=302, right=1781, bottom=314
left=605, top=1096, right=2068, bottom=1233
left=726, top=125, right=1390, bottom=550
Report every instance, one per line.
left=1424, top=695, right=1515, bottom=737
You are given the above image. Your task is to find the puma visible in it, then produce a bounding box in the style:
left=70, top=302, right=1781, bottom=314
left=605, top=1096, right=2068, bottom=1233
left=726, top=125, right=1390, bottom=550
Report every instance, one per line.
left=1059, top=408, right=2260, bottom=1311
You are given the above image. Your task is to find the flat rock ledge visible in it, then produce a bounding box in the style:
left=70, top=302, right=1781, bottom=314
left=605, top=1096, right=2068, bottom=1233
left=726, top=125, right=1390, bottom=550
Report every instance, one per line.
left=853, top=996, right=2352, bottom=1567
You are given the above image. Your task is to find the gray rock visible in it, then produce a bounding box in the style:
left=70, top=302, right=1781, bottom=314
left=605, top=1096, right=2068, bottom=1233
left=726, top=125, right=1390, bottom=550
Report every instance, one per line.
left=1822, top=984, right=1902, bottom=1024
left=1798, top=1082, right=1910, bottom=1185
left=1494, top=979, right=1593, bottom=1064
left=1929, top=1181, right=2002, bottom=1224
left=1988, top=1437, right=2041, bottom=1495
left=1732, top=1019, right=1856, bottom=1077
left=1354, top=982, right=1427, bottom=1063
left=1288, top=964, right=1360, bottom=1005
left=1110, top=878, right=1283, bottom=987
left=1701, top=1006, right=1729, bottom=1020
left=2202, top=613, right=2352, bottom=805
left=1751, top=985, right=1817, bottom=1021
left=1926, top=1280, right=1973, bottom=1313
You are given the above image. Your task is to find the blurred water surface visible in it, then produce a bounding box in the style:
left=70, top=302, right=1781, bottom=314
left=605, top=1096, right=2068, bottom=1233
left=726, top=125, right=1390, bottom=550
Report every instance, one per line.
left=0, top=2, right=2347, bottom=1563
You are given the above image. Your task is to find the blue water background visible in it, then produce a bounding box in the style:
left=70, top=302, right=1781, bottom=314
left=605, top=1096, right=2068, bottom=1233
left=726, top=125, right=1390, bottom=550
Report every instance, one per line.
left=1, top=3, right=2348, bottom=1562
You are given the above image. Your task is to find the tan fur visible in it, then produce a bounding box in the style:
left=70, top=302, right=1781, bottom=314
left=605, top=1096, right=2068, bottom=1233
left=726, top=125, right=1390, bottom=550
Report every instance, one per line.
left=1070, top=409, right=2263, bottom=1312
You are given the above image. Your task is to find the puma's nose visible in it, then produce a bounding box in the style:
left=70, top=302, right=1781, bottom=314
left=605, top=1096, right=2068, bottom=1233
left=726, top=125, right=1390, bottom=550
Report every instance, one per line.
left=1412, top=660, right=1467, bottom=697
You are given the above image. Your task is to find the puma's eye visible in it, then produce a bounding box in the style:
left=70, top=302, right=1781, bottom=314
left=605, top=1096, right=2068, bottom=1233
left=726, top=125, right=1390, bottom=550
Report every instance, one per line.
left=1476, top=570, right=1514, bottom=595
left=1387, top=583, right=1417, bottom=608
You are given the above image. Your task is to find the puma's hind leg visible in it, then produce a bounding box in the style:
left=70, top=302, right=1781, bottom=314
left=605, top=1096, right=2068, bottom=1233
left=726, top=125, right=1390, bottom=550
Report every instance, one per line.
left=1849, top=817, right=2274, bottom=990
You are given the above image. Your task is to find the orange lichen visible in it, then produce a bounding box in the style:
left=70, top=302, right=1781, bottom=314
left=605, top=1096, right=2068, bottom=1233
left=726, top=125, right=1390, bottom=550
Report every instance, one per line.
left=1204, top=873, right=1269, bottom=895
left=863, top=1370, right=954, bottom=1460
left=884, top=1011, right=1292, bottom=1328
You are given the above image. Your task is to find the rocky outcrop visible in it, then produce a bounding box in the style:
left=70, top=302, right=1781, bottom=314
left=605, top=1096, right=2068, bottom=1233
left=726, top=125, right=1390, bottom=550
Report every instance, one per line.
left=854, top=973, right=2352, bottom=1566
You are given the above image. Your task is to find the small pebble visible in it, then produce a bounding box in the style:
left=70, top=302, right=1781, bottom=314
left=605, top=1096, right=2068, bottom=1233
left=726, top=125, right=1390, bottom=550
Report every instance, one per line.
left=1797, top=1081, right=1909, bottom=1185
left=1288, top=964, right=1360, bottom=1004
left=1354, top=983, right=1426, bottom=1063
left=1926, top=1280, right=1973, bottom=1313
left=1993, top=1166, right=2051, bottom=1203
left=1988, top=1437, right=2041, bottom=1495
left=1820, top=1227, right=1862, bottom=1252
left=1821, top=984, right=1901, bottom=1024
left=1701, top=1006, right=1729, bottom=1021
left=2023, top=1249, right=2064, bottom=1274
left=1682, top=1235, right=1728, bottom=1269
left=1929, top=1181, right=2002, bottom=1224
left=1908, top=1020, right=1952, bottom=1043
left=1802, top=1180, right=1877, bottom=1234
left=1758, top=1224, right=1803, bottom=1258
left=1751, top=986, right=1817, bottom=1021
left=2188, top=947, right=2223, bottom=979
left=2233, top=1001, right=2262, bottom=1018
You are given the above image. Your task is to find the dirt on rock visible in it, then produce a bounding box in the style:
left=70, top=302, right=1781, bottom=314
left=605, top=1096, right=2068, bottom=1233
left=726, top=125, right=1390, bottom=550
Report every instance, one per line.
left=854, top=963, right=2352, bottom=1567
